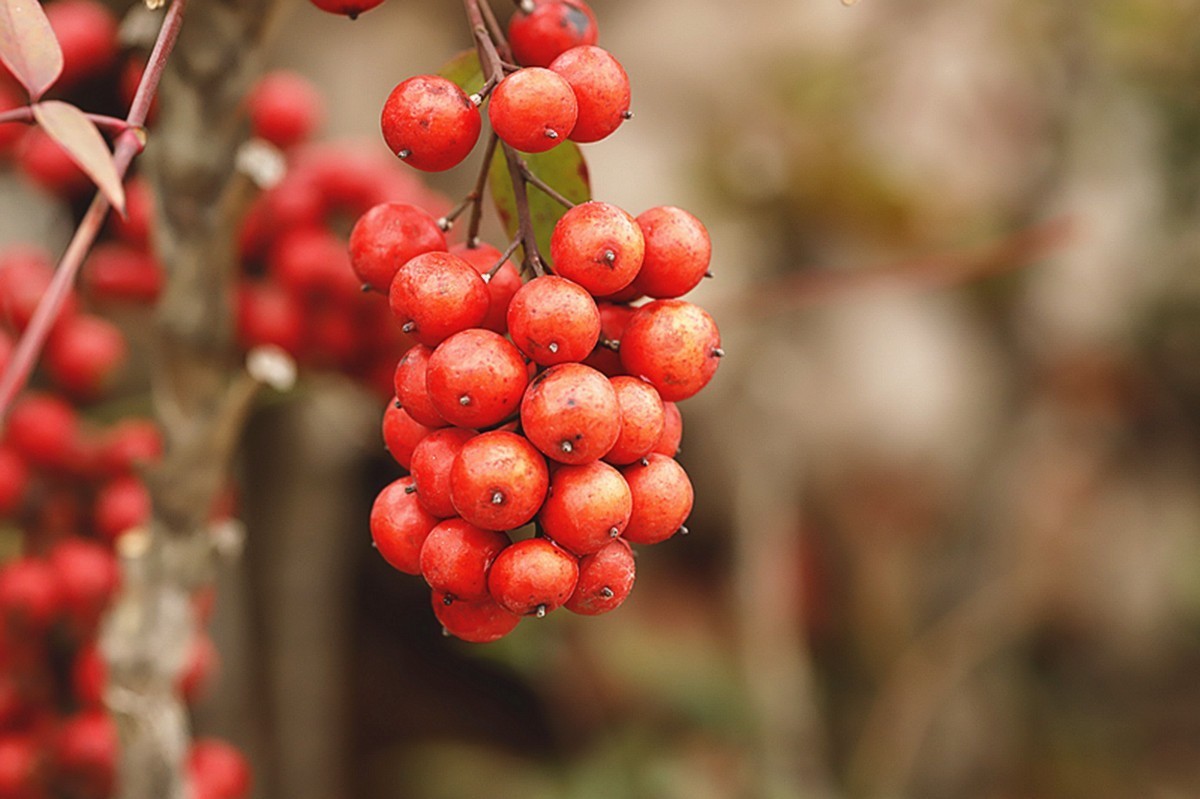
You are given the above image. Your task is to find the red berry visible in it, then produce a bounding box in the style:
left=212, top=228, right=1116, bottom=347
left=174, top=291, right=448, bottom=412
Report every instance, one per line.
left=632, top=206, right=712, bottom=298
left=0, top=558, right=60, bottom=633
left=269, top=226, right=359, bottom=303
left=45, top=314, right=127, bottom=398
left=19, top=128, right=89, bottom=198
left=549, top=46, right=631, bottom=143
left=179, top=633, right=219, bottom=705
left=619, top=300, right=721, bottom=401
left=0, top=736, right=41, bottom=799
left=393, top=345, right=448, bottom=428
left=426, top=329, right=528, bottom=428
left=549, top=201, right=644, bottom=296
left=6, top=393, right=79, bottom=470
left=73, top=644, right=106, bottom=708
left=449, top=243, right=522, bottom=334
left=309, top=0, right=384, bottom=17
left=604, top=376, right=664, bottom=465
left=0, top=447, right=28, bottom=517
left=0, top=85, right=23, bottom=155
left=349, top=202, right=447, bottom=294
left=539, top=461, right=631, bottom=555
left=621, top=454, right=693, bottom=545
left=110, top=178, right=154, bottom=248
left=449, top=431, right=548, bottom=530
left=489, top=68, right=578, bottom=153
left=564, top=538, right=635, bottom=615
left=411, top=428, right=476, bottom=519
left=382, top=403, right=431, bottom=470
left=0, top=246, right=77, bottom=332
left=431, top=590, right=520, bottom=643
left=45, top=0, right=118, bottom=90
left=48, top=538, right=119, bottom=634
left=651, top=400, right=682, bottom=457
left=520, top=363, right=621, bottom=464
left=381, top=75, right=481, bottom=171
left=82, top=243, right=163, bottom=303
left=94, top=475, right=151, bottom=543
left=247, top=71, right=324, bottom=149
left=583, top=301, right=634, bottom=376
left=506, top=275, right=600, bottom=366
left=370, top=476, right=438, bottom=575
left=54, top=710, right=117, bottom=799
left=508, top=0, right=599, bottom=68
left=96, top=419, right=162, bottom=475
left=487, top=537, right=579, bottom=616
left=188, top=739, right=252, bottom=799
left=388, top=252, right=489, bottom=347
left=419, top=519, right=509, bottom=601
left=236, top=281, right=305, bottom=355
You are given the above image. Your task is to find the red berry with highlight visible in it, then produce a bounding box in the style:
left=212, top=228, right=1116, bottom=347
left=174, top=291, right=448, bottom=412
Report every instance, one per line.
left=188, top=739, right=252, bottom=799
left=520, top=363, right=621, bottom=465
left=370, top=476, right=438, bottom=575
left=45, top=314, right=127, bottom=398
left=549, top=202, right=644, bottom=296
left=539, top=461, right=631, bottom=555
left=382, top=403, right=432, bottom=470
left=488, top=68, right=578, bottom=153
left=309, top=0, right=385, bottom=17
left=507, top=275, right=600, bottom=366
left=45, top=0, right=118, bottom=89
left=564, top=538, right=635, bottom=615
left=621, top=453, right=694, bottom=545
left=508, top=0, right=599, bottom=68
left=381, top=75, right=481, bottom=171
left=426, top=329, right=529, bottom=428
left=487, top=537, right=579, bottom=616
left=6, top=393, right=79, bottom=470
left=549, top=46, right=631, bottom=143
left=419, top=519, right=509, bottom=601
left=389, top=252, right=489, bottom=346
left=411, top=428, right=476, bottom=519
left=632, top=206, right=712, bottom=298
left=604, top=376, right=665, bottom=465
left=619, top=300, right=722, bottom=401
left=94, top=475, right=151, bottom=543
left=393, top=345, right=447, bottom=428
left=450, top=431, right=548, bottom=531
left=432, top=590, right=520, bottom=643
left=349, top=202, right=447, bottom=294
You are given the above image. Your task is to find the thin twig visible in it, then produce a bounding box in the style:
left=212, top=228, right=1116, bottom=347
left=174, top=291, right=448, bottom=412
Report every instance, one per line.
left=486, top=236, right=521, bottom=279
left=520, top=159, right=575, bottom=208
left=465, top=132, right=499, bottom=245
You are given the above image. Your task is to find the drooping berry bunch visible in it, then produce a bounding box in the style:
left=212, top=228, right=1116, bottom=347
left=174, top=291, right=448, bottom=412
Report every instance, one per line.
left=360, top=0, right=723, bottom=643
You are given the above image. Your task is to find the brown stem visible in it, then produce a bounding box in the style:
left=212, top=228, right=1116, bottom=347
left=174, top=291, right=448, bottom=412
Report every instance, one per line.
left=520, top=159, right=575, bottom=209
left=464, top=132, right=499, bottom=245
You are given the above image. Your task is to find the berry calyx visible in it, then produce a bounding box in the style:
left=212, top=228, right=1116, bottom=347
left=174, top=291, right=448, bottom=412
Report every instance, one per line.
left=381, top=75, right=482, bottom=171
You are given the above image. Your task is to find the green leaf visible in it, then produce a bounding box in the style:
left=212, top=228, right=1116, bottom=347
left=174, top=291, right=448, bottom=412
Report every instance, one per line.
left=437, top=48, right=485, bottom=96
left=488, top=144, right=591, bottom=269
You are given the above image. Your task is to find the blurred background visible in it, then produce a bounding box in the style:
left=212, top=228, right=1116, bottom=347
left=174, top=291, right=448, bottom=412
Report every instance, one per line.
left=8, top=0, right=1200, bottom=797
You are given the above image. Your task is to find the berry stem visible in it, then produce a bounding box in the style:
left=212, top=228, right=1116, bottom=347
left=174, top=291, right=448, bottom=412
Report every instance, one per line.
left=465, top=132, right=499, bottom=245
left=519, top=159, right=576, bottom=209
left=487, top=236, right=521, bottom=279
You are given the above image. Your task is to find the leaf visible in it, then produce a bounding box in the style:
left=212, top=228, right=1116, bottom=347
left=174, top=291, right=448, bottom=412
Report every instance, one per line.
left=488, top=144, right=591, bottom=269
left=0, top=0, right=62, bottom=100
left=33, top=101, right=125, bottom=213
left=437, top=48, right=485, bottom=96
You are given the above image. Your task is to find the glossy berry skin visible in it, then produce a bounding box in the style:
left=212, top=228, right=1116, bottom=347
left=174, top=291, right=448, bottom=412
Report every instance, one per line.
left=389, top=252, right=490, bottom=347
left=449, top=243, right=522, bottom=334
left=381, top=75, right=481, bottom=171
left=549, top=46, right=631, bottom=143
left=632, top=206, right=712, bottom=298
left=450, top=431, right=548, bottom=531
left=419, top=519, right=509, bottom=601
left=382, top=403, right=433, bottom=470
left=604, top=376, right=665, bottom=465
left=45, top=314, right=127, bottom=398
left=621, top=454, right=694, bottom=545
left=309, top=0, right=385, bottom=17
left=549, top=202, right=644, bottom=296
left=539, top=461, right=632, bottom=555
left=651, top=401, right=683, bottom=457
left=507, top=276, right=600, bottom=366
left=564, top=538, right=635, bottom=615
left=188, top=739, right=252, bottom=799
left=432, top=590, right=520, bottom=643
left=393, top=345, right=447, bottom=428
left=45, top=0, right=118, bottom=89
left=426, top=329, right=529, bottom=428
left=508, top=0, right=599, bottom=68
left=247, top=71, right=323, bottom=149
left=350, top=202, right=447, bottom=294
left=411, top=428, right=476, bottom=519
left=487, top=538, right=579, bottom=616
left=488, top=68, right=578, bottom=153
left=521, top=363, right=621, bottom=465
left=619, top=300, right=721, bottom=401
left=370, top=476, right=438, bottom=575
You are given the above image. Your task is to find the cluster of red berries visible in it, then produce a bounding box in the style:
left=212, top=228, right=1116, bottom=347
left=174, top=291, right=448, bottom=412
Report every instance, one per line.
left=362, top=0, right=722, bottom=643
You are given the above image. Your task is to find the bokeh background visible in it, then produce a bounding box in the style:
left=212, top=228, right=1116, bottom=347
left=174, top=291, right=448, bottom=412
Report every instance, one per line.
left=10, top=0, right=1200, bottom=797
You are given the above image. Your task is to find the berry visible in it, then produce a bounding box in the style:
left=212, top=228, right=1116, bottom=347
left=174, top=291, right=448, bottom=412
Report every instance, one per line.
left=508, top=0, right=599, bottom=68
left=370, top=476, right=438, bottom=575
left=489, top=68, right=578, bottom=153
left=539, top=461, right=631, bottom=555
left=237, top=282, right=304, bottom=355
left=73, top=644, right=106, bottom=707
left=449, top=243, right=522, bottom=334
left=549, top=46, right=631, bottom=143
left=0, top=736, right=41, bottom=799
left=269, top=226, right=359, bottom=303
left=53, top=710, right=117, bottom=799
left=188, top=739, right=252, bottom=799
left=604, top=376, right=665, bottom=465
left=506, top=275, right=600, bottom=366
left=382, top=403, right=432, bottom=469
left=110, top=178, right=154, bottom=248
left=520, top=363, right=621, bottom=464
left=651, top=401, right=682, bottom=457
left=48, top=538, right=119, bottom=633
left=6, top=393, right=79, bottom=470
left=45, top=314, right=127, bottom=398
left=96, top=419, right=163, bottom=475
left=419, top=519, right=509, bottom=601
left=19, top=128, right=89, bottom=198
left=632, top=206, right=712, bottom=298
left=381, top=75, right=481, bottom=171
left=0, top=558, right=60, bottom=632
left=410, top=428, right=476, bottom=519
left=432, top=590, right=520, bottom=643
left=0, top=85, right=23, bottom=154
left=0, top=447, right=28, bottom=517
left=82, top=243, right=163, bottom=303
left=308, top=0, right=385, bottom=18
left=619, top=300, right=722, bottom=401
left=388, top=252, right=489, bottom=347
left=583, top=301, right=634, bottom=376
left=94, top=475, right=151, bottom=543
left=246, top=71, right=324, bottom=150
left=564, top=538, right=635, bottom=615
left=549, top=202, right=644, bottom=296
left=426, top=329, right=529, bottom=428
left=0, top=246, right=77, bottom=332
left=45, top=0, right=118, bottom=90
left=621, top=454, right=693, bottom=545
left=393, top=345, right=448, bottom=428
left=449, top=431, right=548, bottom=530
left=179, top=633, right=219, bottom=705
left=349, top=202, right=447, bottom=294
left=487, top=537, right=579, bottom=616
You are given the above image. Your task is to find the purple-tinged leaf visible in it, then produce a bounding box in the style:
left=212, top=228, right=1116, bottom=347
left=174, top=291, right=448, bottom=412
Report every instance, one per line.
left=33, top=101, right=125, bottom=213
left=0, top=0, right=62, bottom=100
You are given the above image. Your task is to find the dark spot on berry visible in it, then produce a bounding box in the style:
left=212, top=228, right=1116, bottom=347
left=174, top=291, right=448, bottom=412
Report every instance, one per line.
left=562, top=6, right=591, bottom=36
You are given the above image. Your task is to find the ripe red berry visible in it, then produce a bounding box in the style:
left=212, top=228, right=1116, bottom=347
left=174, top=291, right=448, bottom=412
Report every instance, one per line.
left=621, top=454, right=694, bottom=545
left=96, top=419, right=163, bottom=475
left=549, top=202, right=644, bottom=296
left=449, top=243, right=522, bottom=334
left=539, top=461, right=631, bottom=555
left=520, top=363, right=621, bottom=464
left=0, top=447, right=28, bottom=517
left=508, top=0, right=599, bottom=68
left=411, top=428, right=476, bottom=519
left=0, top=736, right=41, bottom=799
left=188, top=739, right=252, bottom=799
left=632, top=206, right=712, bottom=298
left=82, top=243, right=163, bottom=303
left=382, top=403, right=432, bottom=469
left=247, top=71, right=324, bottom=150
left=179, top=633, right=219, bottom=705
left=48, top=538, right=119, bottom=633
left=389, top=252, right=489, bottom=347
left=432, top=590, right=520, bottom=643
left=0, top=85, right=23, bottom=155
left=236, top=281, right=305, bottom=355
left=506, top=275, right=600, bottom=366
left=651, top=400, right=682, bottom=457
left=45, top=0, right=118, bottom=89
left=426, top=329, right=529, bottom=428
left=6, top=393, right=79, bottom=470
left=110, top=178, right=154, bottom=248
left=45, top=314, right=127, bottom=398
left=449, top=431, right=548, bottom=530
left=564, top=537, right=635, bottom=615
left=349, top=202, right=447, bottom=294
left=489, top=68, right=578, bottom=153
left=393, top=345, right=448, bottom=428
left=269, top=226, right=359, bottom=303
left=0, top=558, right=60, bottom=633
left=381, top=75, right=481, bottom=171
left=0, top=246, right=77, bottom=332
left=549, top=46, right=631, bottom=143
left=73, top=643, right=106, bottom=707
left=604, top=376, right=665, bottom=465
left=583, top=301, right=633, bottom=376
left=19, top=128, right=89, bottom=198
left=487, top=537, right=579, bottom=616
left=94, top=475, right=151, bottom=543
left=370, top=476, right=438, bottom=575
left=419, top=519, right=510, bottom=601
left=619, top=300, right=721, bottom=401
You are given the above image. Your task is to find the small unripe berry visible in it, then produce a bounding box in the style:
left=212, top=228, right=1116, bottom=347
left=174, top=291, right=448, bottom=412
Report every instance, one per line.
left=350, top=202, right=447, bottom=294
left=411, top=428, right=477, bottom=519
left=370, top=476, right=438, bottom=575
left=521, top=363, right=621, bottom=465
left=549, top=202, right=644, bottom=296
left=604, top=376, right=665, bottom=465
left=381, top=75, right=481, bottom=171
left=619, top=300, right=721, bottom=401
left=508, top=0, right=599, bottom=68
left=507, top=275, right=601, bottom=366
left=621, top=454, right=694, bottom=545
left=632, top=206, right=712, bottom=299
left=389, top=252, right=490, bottom=346
left=419, top=519, right=510, bottom=601
left=432, top=590, right=520, bottom=643
left=539, top=461, right=632, bottom=555
left=488, top=68, right=578, bottom=153
left=450, top=431, right=548, bottom=530
left=487, top=537, right=579, bottom=616
left=426, top=329, right=529, bottom=428
left=549, top=46, right=631, bottom=143
left=564, top=538, right=635, bottom=615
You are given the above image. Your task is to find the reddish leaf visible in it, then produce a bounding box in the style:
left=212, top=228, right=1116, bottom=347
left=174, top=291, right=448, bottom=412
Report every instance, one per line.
left=0, top=0, right=62, bottom=100
left=33, top=101, right=125, bottom=213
